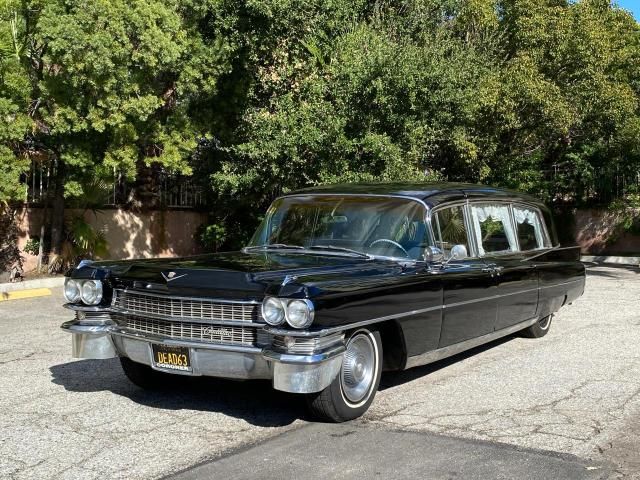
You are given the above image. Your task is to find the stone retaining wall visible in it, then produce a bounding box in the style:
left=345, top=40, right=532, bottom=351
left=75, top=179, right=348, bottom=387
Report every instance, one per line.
left=574, top=208, right=640, bottom=255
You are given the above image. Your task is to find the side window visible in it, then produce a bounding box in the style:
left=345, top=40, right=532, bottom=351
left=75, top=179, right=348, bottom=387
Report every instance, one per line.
left=513, top=205, right=547, bottom=250
left=433, top=205, right=470, bottom=258
left=470, top=203, right=517, bottom=256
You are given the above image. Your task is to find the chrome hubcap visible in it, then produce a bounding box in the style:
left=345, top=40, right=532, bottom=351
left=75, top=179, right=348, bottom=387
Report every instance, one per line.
left=341, top=334, right=375, bottom=404
left=539, top=315, right=552, bottom=330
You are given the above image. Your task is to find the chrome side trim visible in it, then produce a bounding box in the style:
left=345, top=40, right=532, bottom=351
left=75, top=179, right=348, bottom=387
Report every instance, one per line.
left=540, top=279, right=583, bottom=289
left=264, top=279, right=582, bottom=338
left=405, top=316, right=538, bottom=369
left=264, top=304, right=443, bottom=338
left=444, top=287, right=539, bottom=309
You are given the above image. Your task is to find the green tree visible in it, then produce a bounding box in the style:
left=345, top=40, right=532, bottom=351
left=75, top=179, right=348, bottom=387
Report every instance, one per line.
left=1, top=0, right=639, bottom=256
left=0, top=0, right=231, bottom=266
left=491, top=0, right=640, bottom=201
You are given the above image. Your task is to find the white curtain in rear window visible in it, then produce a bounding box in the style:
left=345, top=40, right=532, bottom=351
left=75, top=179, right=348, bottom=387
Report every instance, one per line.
left=513, top=206, right=546, bottom=249
left=470, top=204, right=517, bottom=256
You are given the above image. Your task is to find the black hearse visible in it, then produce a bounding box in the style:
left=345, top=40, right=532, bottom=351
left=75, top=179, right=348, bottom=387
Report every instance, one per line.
left=62, top=183, right=585, bottom=421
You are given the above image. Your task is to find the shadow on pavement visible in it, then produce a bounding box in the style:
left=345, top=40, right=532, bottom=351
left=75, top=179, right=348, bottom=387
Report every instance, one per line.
left=380, top=336, right=514, bottom=390
left=49, top=358, right=305, bottom=428
left=585, top=264, right=639, bottom=277
left=50, top=334, right=520, bottom=423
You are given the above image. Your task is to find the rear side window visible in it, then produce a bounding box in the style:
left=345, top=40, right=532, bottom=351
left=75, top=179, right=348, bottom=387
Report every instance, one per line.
left=470, top=204, right=517, bottom=256
left=513, top=205, right=547, bottom=250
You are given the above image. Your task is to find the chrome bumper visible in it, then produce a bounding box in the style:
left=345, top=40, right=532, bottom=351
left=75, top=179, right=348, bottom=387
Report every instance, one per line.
left=61, top=320, right=344, bottom=394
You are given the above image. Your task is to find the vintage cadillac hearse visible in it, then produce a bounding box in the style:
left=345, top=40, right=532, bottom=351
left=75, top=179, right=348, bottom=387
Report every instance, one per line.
left=62, top=183, right=585, bottom=421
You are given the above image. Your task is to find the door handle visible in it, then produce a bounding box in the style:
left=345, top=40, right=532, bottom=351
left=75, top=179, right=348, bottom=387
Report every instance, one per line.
left=482, top=264, right=503, bottom=275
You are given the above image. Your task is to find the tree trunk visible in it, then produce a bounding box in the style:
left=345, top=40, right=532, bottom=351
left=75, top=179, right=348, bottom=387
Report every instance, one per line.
left=49, top=158, right=65, bottom=256
left=36, top=164, right=51, bottom=272
left=36, top=219, right=45, bottom=271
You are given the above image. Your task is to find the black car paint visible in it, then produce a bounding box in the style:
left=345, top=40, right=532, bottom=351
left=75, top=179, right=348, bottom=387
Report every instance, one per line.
left=68, top=183, right=585, bottom=370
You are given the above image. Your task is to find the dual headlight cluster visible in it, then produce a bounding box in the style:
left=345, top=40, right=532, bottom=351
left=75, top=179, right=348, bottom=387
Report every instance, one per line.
left=262, top=297, right=314, bottom=329
left=64, top=278, right=103, bottom=305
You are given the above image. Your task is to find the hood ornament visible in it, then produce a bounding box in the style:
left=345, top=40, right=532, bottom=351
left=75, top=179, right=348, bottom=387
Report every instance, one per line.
left=282, top=275, right=297, bottom=286
left=161, top=271, right=187, bottom=282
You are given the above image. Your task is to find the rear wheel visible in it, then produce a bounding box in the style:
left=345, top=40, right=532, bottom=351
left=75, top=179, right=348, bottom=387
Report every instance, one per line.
left=120, top=357, right=172, bottom=389
left=306, top=328, right=382, bottom=422
left=521, top=314, right=553, bottom=339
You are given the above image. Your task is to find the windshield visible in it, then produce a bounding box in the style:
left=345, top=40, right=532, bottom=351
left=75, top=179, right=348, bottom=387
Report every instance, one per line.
left=247, top=195, right=431, bottom=260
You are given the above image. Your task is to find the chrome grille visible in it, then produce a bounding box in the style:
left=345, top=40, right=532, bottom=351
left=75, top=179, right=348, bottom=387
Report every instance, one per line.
left=112, top=289, right=260, bottom=323
left=114, top=314, right=256, bottom=346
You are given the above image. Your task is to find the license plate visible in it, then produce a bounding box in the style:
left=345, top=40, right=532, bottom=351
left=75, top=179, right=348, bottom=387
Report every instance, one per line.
left=152, top=344, right=191, bottom=372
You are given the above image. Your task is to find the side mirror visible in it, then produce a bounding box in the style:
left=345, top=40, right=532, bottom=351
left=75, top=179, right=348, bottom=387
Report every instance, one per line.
left=449, top=244, right=468, bottom=261
left=441, top=244, right=468, bottom=268
left=425, top=246, right=445, bottom=263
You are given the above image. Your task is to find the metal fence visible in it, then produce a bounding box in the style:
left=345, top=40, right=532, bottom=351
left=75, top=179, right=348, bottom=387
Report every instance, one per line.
left=158, top=175, right=205, bottom=208
left=589, top=171, right=640, bottom=205
left=545, top=164, right=640, bottom=206
left=24, top=160, right=54, bottom=205
left=24, top=161, right=206, bottom=209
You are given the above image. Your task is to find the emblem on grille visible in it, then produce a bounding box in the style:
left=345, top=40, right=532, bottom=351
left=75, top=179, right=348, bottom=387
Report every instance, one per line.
left=161, top=271, right=187, bottom=282
left=202, top=326, right=232, bottom=338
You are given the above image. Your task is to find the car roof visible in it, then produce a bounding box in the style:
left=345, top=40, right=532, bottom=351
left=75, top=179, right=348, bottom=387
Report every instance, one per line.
left=289, top=182, right=543, bottom=208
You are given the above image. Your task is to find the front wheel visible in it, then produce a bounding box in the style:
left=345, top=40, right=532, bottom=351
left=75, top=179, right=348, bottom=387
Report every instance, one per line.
left=306, top=328, right=382, bottom=422
left=520, top=314, right=553, bottom=339
left=120, top=357, right=173, bottom=389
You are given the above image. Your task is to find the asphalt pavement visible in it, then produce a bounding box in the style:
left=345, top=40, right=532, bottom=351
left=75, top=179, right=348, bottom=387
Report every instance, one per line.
left=167, top=423, right=609, bottom=480
left=0, top=265, right=639, bottom=479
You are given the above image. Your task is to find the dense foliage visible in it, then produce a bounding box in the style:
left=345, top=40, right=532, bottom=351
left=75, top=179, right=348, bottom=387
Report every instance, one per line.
left=1, top=0, right=639, bottom=253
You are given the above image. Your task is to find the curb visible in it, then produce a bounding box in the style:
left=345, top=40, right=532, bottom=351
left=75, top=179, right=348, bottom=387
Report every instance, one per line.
left=581, top=255, right=640, bottom=267
left=0, top=276, right=65, bottom=294
left=0, top=288, right=52, bottom=302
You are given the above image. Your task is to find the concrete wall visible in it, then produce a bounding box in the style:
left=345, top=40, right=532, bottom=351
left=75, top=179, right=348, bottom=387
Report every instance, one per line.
left=16, top=207, right=208, bottom=272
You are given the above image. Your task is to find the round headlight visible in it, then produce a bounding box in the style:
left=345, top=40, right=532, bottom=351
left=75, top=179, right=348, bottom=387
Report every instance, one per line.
left=63, top=278, right=81, bottom=303
left=262, top=297, right=285, bottom=325
left=80, top=280, right=103, bottom=305
left=286, top=299, right=314, bottom=329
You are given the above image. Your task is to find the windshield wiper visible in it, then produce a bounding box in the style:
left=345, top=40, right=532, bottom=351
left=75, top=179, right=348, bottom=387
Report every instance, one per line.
left=308, top=245, right=373, bottom=259
left=244, top=244, right=305, bottom=251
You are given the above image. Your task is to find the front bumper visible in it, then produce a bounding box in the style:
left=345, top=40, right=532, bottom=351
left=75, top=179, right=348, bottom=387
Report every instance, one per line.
left=61, top=320, right=344, bottom=394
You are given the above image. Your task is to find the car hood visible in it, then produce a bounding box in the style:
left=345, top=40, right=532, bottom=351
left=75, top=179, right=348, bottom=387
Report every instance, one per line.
left=80, top=251, right=405, bottom=299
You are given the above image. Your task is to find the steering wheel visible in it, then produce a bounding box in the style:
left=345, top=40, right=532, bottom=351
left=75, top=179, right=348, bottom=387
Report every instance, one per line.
left=368, top=238, right=409, bottom=257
